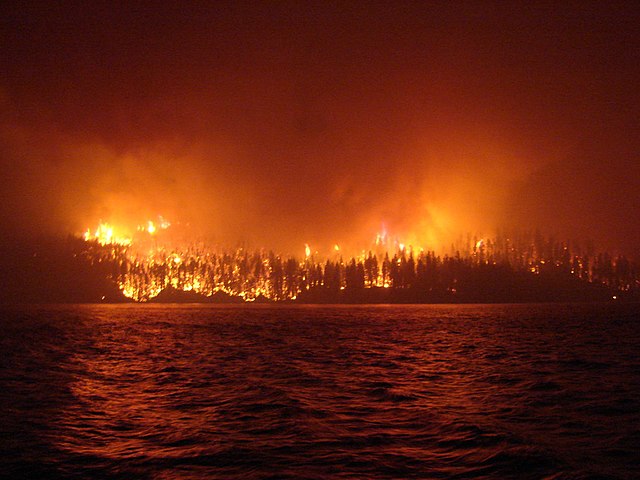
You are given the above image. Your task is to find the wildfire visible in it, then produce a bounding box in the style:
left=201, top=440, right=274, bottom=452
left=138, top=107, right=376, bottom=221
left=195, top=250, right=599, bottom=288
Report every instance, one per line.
left=77, top=217, right=629, bottom=304
left=81, top=222, right=437, bottom=301
left=84, top=217, right=173, bottom=248
left=137, top=217, right=170, bottom=235
left=83, top=222, right=132, bottom=246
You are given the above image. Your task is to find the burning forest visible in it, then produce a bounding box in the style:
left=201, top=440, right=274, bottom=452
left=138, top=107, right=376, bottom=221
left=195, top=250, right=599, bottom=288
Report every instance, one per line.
left=3, top=218, right=635, bottom=304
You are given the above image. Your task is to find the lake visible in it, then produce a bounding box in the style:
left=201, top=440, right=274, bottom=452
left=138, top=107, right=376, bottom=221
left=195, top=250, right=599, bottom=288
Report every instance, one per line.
left=1, top=303, right=639, bottom=479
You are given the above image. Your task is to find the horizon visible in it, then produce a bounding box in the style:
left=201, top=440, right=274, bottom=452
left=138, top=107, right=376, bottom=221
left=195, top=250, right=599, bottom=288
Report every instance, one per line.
left=1, top=223, right=636, bottom=305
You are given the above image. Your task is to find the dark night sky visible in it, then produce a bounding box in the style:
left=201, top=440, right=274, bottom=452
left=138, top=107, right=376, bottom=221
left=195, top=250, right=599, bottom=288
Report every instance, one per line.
left=1, top=1, right=639, bottom=254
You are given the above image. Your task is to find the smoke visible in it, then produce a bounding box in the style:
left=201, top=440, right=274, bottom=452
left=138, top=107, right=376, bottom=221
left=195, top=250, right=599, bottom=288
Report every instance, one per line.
left=1, top=2, right=639, bottom=256
left=0, top=102, right=534, bottom=254
left=0, top=72, right=629, bottom=256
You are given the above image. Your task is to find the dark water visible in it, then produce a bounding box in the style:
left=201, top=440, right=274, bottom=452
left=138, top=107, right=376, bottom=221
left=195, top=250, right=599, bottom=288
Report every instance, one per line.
left=1, top=304, right=639, bottom=479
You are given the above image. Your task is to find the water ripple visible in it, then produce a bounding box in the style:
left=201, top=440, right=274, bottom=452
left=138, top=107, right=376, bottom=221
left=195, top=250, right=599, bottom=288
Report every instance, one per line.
left=0, top=303, right=638, bottom=479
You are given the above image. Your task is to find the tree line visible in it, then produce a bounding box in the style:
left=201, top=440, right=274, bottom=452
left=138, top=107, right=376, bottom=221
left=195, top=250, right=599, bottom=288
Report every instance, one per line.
left=0, top=232, right=636, bottom=303
left=69, top=231, right=639, bottom=303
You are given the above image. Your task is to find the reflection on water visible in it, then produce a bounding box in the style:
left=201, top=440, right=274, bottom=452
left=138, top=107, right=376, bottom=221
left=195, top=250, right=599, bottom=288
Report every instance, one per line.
left=1, top=304, right=639, bottom=479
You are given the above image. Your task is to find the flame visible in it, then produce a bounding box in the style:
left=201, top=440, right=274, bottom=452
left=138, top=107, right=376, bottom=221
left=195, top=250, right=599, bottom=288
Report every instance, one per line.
left=305, top=243, right=311, bottom=258
left=84, top=216, right=173, bottom=248
left=83, top=222, right=132, bottom=246
left=137, top=216, right=170, bottom=235
left=158, top=216, right=171, bottom=229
